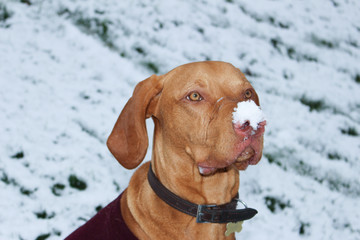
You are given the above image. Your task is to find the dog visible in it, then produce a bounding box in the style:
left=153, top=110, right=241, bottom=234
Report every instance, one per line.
left=66, top=61, right=265, bottom=240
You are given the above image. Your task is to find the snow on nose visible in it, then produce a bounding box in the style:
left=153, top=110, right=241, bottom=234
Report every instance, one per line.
left=232, top=100, right=266, bottom=132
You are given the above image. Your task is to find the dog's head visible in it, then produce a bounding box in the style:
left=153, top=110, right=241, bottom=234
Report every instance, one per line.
left=107, top=61, right=265, bottom=175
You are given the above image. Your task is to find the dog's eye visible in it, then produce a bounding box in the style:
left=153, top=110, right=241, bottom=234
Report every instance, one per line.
left=187, top=92, right=203, bottom=101
left=244, top=90, right=252, bottom=99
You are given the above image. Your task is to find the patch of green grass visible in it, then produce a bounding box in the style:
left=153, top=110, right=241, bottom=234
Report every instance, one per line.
left=354, top=74, right=360, bottom=84
left=327, top=152, right=342, bottom=160
left=264, top=153, right=284, bottom=168
left=20, top=186, right=36, bottom=196
left=269, top=38, right=318, bottom=63
left=348, top=40, right=359, bottom=48
left=53, top=229, right=61, bottom=236
left=143, top=62, right=159, bottom=74
left=239, top=5, right=263, bottom=23
left=35, top=210, right=55, bottom=219
left=287, top=47, right=296, bottom=59
left=51, top=183, right=65, bottom=196
left=268, top=16, right=290, bottom=29
left=264, top=196, right=291, bottom=213
left=134, top=46, right=146, bottom=55
left=299, top=222, right=310, bottom=236
left=267, top=148, right=359, bottom=197
left=95, top=205, right=103, bottom=212
left=11, top=151, right=24, bottom=159
left=243, top=68, right=259, bottom=77
left=1, top=171, right=17, bottom=185
left=1, top=170, right=38, bottom=196
left=327, top=178, right=351, bottom=193
left=75, top=16, right=112, bottom=43
left=341, top=127, right=358, bottom=136
left=36, top=233, right=51, bottom=240
left=270, top=38, right=282, bottom=52
left=113, top=180, right=121, bottom=192
left=300, top=96, right=326, bottom=112
left=20, top=0, right=32, bottom=5
left=69, top=174, right=87, bottom=190
left=311, top=35, right=337, bottom=49
left=197, top=27, right=204, bottom=34
left=286, top=47, right=318, bottom=62
left=58, top=9, right=116, bottom=50
left=0, top=3, right=12, bottom=22
left=302, top=54, right=318, bottom=62
left=314, top=174, right=358, bottom=197
left=294, top=160, right=314, bottom=177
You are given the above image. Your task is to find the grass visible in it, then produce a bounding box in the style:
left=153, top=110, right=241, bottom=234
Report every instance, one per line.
left=264, top=196, right=291, bottom=213
left=36, top=233, right=51, bottom=240
left=300, top=96, right=326, bottom=112
left=75, top=17, right=113, bottom=48
left=68, top=174, right=87, bottom=190
left=0, top=3, right=13, bottom=28
left=268, top=16, right=290, bottom=29
left=327, top=152, right=342, bottom=160
left=20, top=186, right=36, bottom=196
left=0, top=3, right=12, bottom=22
left=142, top=61, right=160, bottom=74
left=58, top=8, right=115, bottom=50
left=340, top=127, right=358, bottom=136
left=264, top=153, right=284, bottom=169
left=264, top=148, right=359, bottom=197
left=20, top=0, right=32, bottom=5
left=35, top=210, right=55, bottom=219
left=95, top=205, right=103, bottom=212
left=11, top=151, right=24, bottom=159
left=311, top=34, right=337, bottom=49
left=355, top=74, right=360, bottom=84
left=135, top=46, right=146, bottom=55
left=299, top=222, right=310, bottom=236
left=269, top=38, right=318, bottom=62
left=1, top=170, right=36, bottom=196
left=51, top=183, right=65, bottom=196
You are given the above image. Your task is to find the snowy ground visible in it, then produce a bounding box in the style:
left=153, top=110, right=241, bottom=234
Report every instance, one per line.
left=1, top=0, right=360, bottom=239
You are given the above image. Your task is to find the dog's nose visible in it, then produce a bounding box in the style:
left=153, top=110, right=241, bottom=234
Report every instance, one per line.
left=233, top=121, right=252, bottom=135
left=233, top=120, right=266, bottom=137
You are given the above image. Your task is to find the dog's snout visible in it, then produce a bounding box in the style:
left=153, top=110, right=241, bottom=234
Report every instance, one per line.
left=233, top=120, right=266, bottom=138
left=240, top=121, right=250, bottom=129
left=233, top=121, right=251, bottom=135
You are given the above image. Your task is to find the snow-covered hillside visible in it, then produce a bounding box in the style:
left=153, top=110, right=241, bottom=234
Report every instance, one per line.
left=1, top=0, right=359, bottom=239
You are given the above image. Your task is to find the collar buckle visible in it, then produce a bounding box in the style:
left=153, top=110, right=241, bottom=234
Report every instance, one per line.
left=196, top=204, right=217, bottom=223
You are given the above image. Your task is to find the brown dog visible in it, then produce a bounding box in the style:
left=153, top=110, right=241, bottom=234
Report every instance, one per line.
left=107, top=61, right=265, bottom=239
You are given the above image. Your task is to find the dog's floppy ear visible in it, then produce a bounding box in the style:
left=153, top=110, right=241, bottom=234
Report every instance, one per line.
left=107, top=74, right=163, bottom=169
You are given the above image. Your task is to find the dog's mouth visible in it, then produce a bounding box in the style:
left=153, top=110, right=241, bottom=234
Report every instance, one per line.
left=234, top=147, right=257, bottom=170
left=197, top=147, right=257, bottom=176
left=197, top=119, right=265, bottom=176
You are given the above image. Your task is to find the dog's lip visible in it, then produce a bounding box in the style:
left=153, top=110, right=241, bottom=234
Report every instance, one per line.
left=198, top=166, right=217, bottom=175
left=234, top=150, right=261, bottom=170
left=197, top=149, right=256, bottom=175
left=197, top=146, right=260, bottom=175
left=236, top=147, right=255, bottom=162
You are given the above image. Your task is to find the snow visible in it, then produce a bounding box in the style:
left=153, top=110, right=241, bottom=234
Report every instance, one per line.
left=232, top=100, right=266, bottom=130
left=1, top=0, right=360, bottom=239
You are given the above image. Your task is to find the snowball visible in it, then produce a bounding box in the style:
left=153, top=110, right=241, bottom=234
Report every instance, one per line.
left=232, top=100, right=266, bottom=130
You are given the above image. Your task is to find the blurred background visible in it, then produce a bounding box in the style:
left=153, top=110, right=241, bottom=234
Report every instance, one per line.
left=0, top=0, right=359, bottom=239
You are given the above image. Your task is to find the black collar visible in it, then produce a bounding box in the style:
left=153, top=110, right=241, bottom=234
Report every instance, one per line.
left=147, top=163, right=258, bottom=224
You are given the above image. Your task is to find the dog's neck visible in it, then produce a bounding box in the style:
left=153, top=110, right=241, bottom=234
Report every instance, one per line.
left=151, top=134, right=239, bottom=206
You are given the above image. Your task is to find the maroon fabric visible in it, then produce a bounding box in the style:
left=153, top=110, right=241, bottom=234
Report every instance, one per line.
left=65, top=191, right=138, bottom=240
